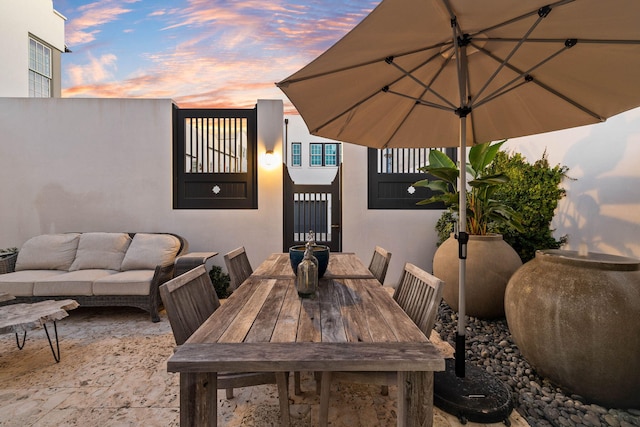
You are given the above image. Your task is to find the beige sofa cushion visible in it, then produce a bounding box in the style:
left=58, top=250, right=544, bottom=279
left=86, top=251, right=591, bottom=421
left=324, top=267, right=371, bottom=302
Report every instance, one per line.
left=33, top=270, right=118, bottom=296
left=69, top=233, right=132, bottom=271
left=15, top=233, right=81, bottom=271
left=93, top=270, right=155, bottom=296
left=120, top=233, right=181, bottom=270
left=0, top=270, right=68, bottom=296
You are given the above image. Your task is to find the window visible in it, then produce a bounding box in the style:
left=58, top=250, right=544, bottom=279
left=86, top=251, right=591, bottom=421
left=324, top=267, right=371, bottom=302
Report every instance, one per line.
left=367, top=147, right=457, bottom=209
left=324, top=144, right=338, bottom=166
left=174, top=107, right=258, bottom=209
left=29, top=38, right=52, bottom=98
left=309, top=143, right=340, bottom=167
left=291, top=143, right=302, bottom=166
left=310, top=144, right=323, bottom=166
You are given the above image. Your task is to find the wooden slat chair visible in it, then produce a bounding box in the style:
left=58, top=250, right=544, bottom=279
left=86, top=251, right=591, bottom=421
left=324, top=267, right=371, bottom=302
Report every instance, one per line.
left=224, top=246, right=253, bottom=291
left=318, top=262, right=444, bottom=427
left=160, top=265, right=291, bottom=426
left=368, top=245, right=392, bottom=284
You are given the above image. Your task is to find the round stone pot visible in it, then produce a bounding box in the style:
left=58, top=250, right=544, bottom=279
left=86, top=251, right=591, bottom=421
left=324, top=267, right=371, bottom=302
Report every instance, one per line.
left=505, top=250, right=640, bottom=408
left=433, top=234, right=522, bottom=319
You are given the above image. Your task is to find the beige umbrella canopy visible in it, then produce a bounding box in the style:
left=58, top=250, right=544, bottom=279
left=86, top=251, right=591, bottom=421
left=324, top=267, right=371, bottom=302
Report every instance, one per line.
left=277, top=0, right=640, bottom=150
left=278, top=0, right=640, bottom=396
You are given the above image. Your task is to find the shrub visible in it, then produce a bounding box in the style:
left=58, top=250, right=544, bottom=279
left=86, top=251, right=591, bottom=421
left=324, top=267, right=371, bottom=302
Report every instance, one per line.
left=208, top=265, right=231, bottom=299
left=433, top=149, right=570, bottom=262
left=486, top=150, right=570, bottom=262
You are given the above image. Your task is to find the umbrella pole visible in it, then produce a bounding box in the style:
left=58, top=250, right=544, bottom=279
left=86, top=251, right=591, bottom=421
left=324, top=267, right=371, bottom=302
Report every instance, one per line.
left=433, top=35, right=513, bottom=424
left=456, top=38, right=470, bottom=379
left=456, top=111, right=468, bottom=378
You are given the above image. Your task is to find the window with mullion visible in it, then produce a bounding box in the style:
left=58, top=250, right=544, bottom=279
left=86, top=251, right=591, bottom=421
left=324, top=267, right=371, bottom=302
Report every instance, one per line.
left=324, top=144, right=338, bottom=166
left=28, top=37, right=52, bottom=98
left=291, top=142, right=302, bottom=166
left=310, top=143, right=323, bottom=166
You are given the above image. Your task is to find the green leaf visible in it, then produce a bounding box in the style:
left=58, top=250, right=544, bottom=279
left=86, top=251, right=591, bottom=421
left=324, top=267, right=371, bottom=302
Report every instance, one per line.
left=469, top=140, right=506, bottom=173
left=428, top=149, right=456, bottom=168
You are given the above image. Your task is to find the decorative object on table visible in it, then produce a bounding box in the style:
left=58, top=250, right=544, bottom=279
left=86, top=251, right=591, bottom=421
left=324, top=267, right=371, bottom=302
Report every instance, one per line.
left=295, top=244, right=318, bottom=297
left=505, top=249, right=640, bottom=408
left=289, top=230, right=330, bottom=278
left=416, top=141, right=524, bottom=319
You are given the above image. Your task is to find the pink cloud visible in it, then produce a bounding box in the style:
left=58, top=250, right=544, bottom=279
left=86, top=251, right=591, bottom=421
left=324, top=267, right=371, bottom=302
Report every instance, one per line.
left=61, top=1, right=378, bottom=109
left=65, top=1, right=134, bottom=47
left=66, top=53, right=118, bottom=86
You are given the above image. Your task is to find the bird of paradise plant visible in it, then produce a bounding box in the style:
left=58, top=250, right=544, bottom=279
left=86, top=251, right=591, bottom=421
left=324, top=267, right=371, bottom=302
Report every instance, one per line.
left=413, top=140, right=524, bottom=235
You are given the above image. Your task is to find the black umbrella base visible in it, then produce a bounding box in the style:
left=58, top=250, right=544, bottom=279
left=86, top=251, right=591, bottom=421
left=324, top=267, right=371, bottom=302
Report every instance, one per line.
left=434, top=358, right=514, bottom=425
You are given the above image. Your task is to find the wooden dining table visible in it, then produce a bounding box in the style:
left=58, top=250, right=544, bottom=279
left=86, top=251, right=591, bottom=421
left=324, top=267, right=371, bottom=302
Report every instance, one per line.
left=167, top=252, right=445, bottom=427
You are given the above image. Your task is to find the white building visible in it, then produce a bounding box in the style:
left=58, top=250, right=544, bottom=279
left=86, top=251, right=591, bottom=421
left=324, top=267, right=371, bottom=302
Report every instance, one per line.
left=284, top=115, right=342, bottom=185
left=0, top=0, right=66, bottom=97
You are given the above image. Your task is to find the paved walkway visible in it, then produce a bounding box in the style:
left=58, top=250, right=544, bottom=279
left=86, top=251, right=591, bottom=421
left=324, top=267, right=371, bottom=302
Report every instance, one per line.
left=0, top=306, right=529, bottom=426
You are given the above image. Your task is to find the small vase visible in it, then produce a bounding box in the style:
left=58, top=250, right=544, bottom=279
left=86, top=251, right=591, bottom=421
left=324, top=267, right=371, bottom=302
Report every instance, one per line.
left=296, top=246, right=318, bottom=297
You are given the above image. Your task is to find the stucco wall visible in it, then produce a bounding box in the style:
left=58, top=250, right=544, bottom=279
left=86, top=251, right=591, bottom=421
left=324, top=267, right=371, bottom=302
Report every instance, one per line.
left=504, top=107, right=640, bottom=259
left=0, top=98, right=284, bottom=271
left=0, top=0, right=66, bottom=97
left=0, top=97, right=638, bottom=288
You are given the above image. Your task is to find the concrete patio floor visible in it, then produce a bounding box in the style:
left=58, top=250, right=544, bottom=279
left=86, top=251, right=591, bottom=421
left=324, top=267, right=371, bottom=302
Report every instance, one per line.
left=0, top=306, right=529, bottom=427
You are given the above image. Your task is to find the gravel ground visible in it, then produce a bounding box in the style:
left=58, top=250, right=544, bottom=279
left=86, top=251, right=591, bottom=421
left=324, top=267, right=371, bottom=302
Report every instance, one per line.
left=433, top=302, right=640, bottom=427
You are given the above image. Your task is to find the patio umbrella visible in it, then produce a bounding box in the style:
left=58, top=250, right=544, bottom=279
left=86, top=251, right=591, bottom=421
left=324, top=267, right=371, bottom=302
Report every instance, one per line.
left=277, top=0, right=640, bottom=422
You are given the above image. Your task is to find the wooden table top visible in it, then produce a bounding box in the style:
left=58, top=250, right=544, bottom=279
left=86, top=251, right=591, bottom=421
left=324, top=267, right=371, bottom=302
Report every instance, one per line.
left=0, top=299, right=79, bottom=335
left=251, top=252, right=375, bottom=279
left=169, top=253, right=444, bottom=374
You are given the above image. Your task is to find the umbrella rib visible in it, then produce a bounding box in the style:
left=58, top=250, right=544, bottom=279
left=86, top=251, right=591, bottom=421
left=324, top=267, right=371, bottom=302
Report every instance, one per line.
left=471, top=7, right=550, bottom=105
left=473, top=43, right=568, bottom=108
left=311, top=52, right=457, bottom=135
left=385, top=89, right=453, bottom=113
left=480, top=37, right=640, bottom=45
left=473, top=43, right=604, bottom=122
left=470, top=0, right=575, bottom=37
left=386, top=55, right=458, bottom=110
left=276, top=42, right=454, bottom=87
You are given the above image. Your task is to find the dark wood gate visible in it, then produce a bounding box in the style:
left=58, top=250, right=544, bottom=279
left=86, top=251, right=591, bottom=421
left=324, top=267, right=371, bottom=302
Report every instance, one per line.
left=283, top=167, right=342, bottom=252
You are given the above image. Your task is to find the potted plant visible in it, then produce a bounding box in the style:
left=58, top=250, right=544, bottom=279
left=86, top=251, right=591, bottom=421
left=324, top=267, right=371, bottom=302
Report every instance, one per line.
left=413, top=140, right=523, bottom=318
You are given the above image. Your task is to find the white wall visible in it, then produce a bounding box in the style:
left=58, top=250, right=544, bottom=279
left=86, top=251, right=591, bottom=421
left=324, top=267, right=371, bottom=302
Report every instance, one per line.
left=0, top=98, right=637, bottom=288
left=0, top=98, right=284, bottom=271
left=0, top=0, right=66, bottom=97
left=341, top=143, right=444, bottom=285
left=504, top=107, right=640, bottom=259
left=284, top=114, right=340, bottom=185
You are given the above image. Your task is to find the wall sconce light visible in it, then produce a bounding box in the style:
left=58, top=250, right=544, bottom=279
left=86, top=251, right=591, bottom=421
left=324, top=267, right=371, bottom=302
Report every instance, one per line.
left=263, top=150, right=276, bottom=168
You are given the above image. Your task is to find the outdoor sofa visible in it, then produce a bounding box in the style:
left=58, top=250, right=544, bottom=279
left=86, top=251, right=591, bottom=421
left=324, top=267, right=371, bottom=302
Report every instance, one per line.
left=0, top=232, right=189, bottom=322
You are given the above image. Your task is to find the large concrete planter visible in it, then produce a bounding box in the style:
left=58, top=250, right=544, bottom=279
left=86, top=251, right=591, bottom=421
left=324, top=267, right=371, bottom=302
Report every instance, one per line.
left=505, top=250, right=640, bottom=408
left=433, top=234, right=522, bottom=319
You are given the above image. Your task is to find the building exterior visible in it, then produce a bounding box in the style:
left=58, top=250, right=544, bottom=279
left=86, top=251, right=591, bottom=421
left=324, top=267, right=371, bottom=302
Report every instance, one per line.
left=284, top=115, right=342, bottom=186
left=0, top=0, right=66, bottom=97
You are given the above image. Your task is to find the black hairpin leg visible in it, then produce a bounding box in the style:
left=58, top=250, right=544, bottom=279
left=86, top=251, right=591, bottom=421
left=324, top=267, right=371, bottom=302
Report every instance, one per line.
left=15, top=331, right=27, bottom=349
left=43, top=321, right=61, bottom=363
left=13, top=322, right=62, bottom=363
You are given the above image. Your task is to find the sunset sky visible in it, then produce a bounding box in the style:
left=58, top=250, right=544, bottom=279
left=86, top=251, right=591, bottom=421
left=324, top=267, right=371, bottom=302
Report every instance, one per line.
left=55, top=0, right=378, bottom=110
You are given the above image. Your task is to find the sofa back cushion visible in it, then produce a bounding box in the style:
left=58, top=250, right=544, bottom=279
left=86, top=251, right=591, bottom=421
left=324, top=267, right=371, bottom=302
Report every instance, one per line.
left=15, top=233, right=81, bottom=271
left=120, top=233, right=181, bottom=270
left=69, top=232, right=132, bottom=271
